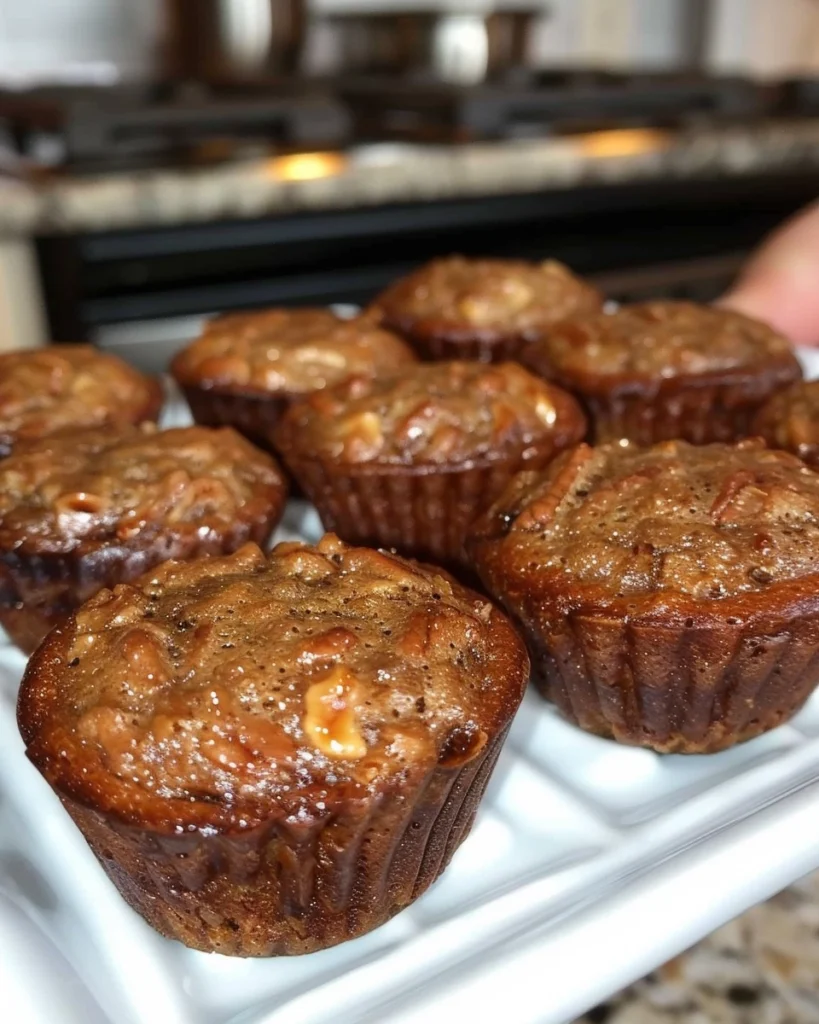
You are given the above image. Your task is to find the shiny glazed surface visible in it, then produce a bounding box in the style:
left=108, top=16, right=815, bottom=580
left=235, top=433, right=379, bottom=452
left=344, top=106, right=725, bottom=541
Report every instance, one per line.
left=376, top=257, right=601, bottom=336
left=0, top=345, right=161, bottom=454
left=0, top=424, right=285, bottom=557
left=753, top=380, right=819, bottom=466
left=171, top=309, right=417, bottom=395
left=20, top=536, right=528, bottom=833
left=470, top=439, right=819, bottom=604
left=526, top=301, right=799, bottom=385
left=275, top=361, right=586, bottom=466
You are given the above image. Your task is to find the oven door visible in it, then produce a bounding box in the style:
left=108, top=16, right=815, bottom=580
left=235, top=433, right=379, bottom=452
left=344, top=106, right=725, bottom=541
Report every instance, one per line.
left=36, top=170, right=816, bottom=372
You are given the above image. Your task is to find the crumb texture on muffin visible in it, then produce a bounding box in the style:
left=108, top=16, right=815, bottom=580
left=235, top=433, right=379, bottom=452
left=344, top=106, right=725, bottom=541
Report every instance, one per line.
left=753, top=380, right=819, bottom=466
left=22, top=536, right=524, bottom=831
left=0, top=424, right=285, bottom=557
left=473, top=439, right=819, bottom=603
left=521, top=301, right=802, bottom=445
left=171, top=308, right=416, bottom=394
left=0, top=345, right=161, bottom=455
left=377, top=256, right=601, bottom=336
left=277, top=361, right=585, bottom=466
left=529, top=301, right=797, bottom=383
left=469, top=440, right=819, bottom=753
left=18, top=536, right=528, bottom=954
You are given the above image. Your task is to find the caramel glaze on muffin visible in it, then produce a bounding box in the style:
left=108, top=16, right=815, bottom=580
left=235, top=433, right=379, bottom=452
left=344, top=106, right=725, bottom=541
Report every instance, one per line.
left=0, top=424, right=286, bottom=652
left=374, top=256, right=603, bottom=363
left=469, top=439, right=819, bottom=753
left=522, top=301, right=802, bottom=445
left=753, top=380, right=819, bottom=468
left=0, top=345, right=162, bottom=458
left=274, top=361, right=586, bottom=567
left=18, top=535, right=529, bottom=956
left=171, top=308, right=417, bottom=448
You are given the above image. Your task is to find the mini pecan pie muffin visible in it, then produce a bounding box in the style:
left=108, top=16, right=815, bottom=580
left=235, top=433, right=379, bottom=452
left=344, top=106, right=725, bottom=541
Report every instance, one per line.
left=0, top=424, right=286, bottom=652
left=0, top=345, right=162, bottom=458
left=522, top=301, right=802, bottom=445
left=753, top=380, right=819, bottom=469
left=18, top=535, right=528, bottom=956
left=374, top=256, right=602, bottom=363
left=274, top=361, right=586, bottom=567
left=469, top=439, right=819, bottom=753
left=171, top=308, right=417, bottom=450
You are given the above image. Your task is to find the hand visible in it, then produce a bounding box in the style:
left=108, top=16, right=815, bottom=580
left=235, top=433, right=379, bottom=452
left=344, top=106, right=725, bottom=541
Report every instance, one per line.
left=721, top=199, right=819, bottom=347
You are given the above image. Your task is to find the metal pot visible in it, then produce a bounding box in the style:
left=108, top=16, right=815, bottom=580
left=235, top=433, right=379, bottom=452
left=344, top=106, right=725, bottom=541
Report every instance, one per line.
left=306, top=10, right=539, bottom=85
left=164, top=0, right=306, bottom=81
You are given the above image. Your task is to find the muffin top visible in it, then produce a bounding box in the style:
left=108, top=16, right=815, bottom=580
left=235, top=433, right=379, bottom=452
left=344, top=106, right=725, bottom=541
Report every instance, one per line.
left=275, top=361, right=586, bottom=467
left=0, top=424, right=286, bottom=557
left=470, top=439, right=819, bottom=614
left=0, top=345, right=162, bottom=457
left=523, top=301, right=800, bottom=387
left=376, top=257, right=602, bottom=338
left=171, top=308, right=417, bottom=396
left=19, top=535, right=528, bottom=831
left=753, top=380, right=819, bottom=466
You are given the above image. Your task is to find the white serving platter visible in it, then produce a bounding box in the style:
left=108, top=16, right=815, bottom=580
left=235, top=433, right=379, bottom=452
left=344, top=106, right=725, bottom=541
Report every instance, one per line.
left=3, top=354, right=819, bottom=1024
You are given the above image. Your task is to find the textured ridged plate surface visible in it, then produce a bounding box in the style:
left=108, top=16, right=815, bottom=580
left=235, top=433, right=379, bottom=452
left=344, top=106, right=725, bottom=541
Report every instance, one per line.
left=4, top=359, right=819, bottom=1024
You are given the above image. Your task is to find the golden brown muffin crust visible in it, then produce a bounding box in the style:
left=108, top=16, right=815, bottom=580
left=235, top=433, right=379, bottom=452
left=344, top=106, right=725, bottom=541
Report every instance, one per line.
left=527, top=301, right=798, bottom=387
left=0, top=424, right=286, bottom=557
left=276, top=361, right=586, bottom=466
left=470, top=440, right=819, bottom=754
left=753, top=380, right=819, bottom=466
left=20, top=536, right=527, bottom=833
left=470, top=439, right=819, bottom=607
left=171, top=309, right=417, bottom=395
left=377, top=257, right=601, bottom=339
left=0, top=345, right=162, bottom=456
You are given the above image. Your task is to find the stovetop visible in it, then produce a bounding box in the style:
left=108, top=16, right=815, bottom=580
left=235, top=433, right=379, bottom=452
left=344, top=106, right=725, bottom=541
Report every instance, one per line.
left=0, top=72, right=815, bottom=173
left=0, top=81, right=351, bottom=171
left=339, top=70, right=767, bottom=142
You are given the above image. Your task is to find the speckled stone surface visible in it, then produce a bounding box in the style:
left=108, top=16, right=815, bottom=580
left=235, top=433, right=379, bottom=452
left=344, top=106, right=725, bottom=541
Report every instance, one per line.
left=576, top=872, right=819, bottom=1024
left=3, top=120, right=819, bottom=236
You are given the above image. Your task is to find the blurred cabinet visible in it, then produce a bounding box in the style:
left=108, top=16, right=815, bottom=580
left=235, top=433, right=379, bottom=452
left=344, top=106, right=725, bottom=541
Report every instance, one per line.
left=0, top=0, right=160, bottom=84
left=706, top=0, right=819, bottom=77
left=0, top=241, right=47, bottom=352
left=2, top=0, right=819, bottom=86
left=528, top=0, right=699, bottom=71
left=529, top=0, right=819, bottom=77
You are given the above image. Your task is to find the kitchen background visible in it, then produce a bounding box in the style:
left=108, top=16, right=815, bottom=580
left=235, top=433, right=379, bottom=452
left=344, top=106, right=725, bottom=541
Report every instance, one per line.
left=3, top=0, right=819, bottom=81
left=3, top=0, right=819, bottom=369
left=3, top=3, right=819, bottom=1023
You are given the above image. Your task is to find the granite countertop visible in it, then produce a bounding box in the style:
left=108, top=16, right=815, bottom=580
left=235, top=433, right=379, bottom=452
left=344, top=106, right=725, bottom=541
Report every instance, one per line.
left=577, top=871, right=819, bottom=1024
left=2, top=119, right=819, bottom=237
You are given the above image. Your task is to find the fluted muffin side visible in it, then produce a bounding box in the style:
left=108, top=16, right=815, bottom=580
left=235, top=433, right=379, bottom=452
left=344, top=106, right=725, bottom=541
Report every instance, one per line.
left=18, top=537, right=528, bottom=954
left=469, top=440, right=819, bottom=753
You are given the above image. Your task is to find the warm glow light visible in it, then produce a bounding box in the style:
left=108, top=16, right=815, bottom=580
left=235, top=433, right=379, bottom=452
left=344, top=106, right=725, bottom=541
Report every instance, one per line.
left=264, top=151, right=347, bottom=182
left=575, top=128, right=672, bottom=159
